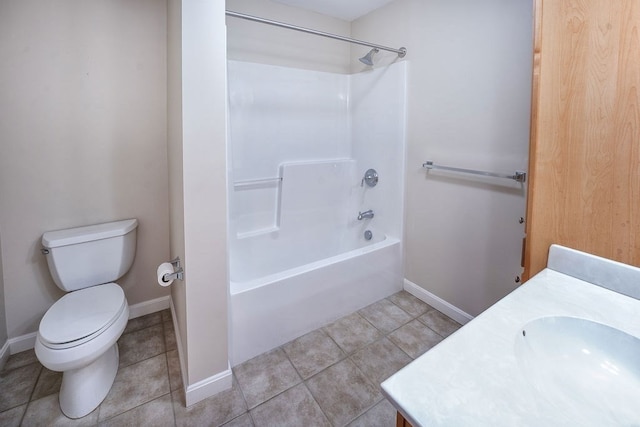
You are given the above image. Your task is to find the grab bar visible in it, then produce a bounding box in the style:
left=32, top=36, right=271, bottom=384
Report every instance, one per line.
left=422, top=161, right=526, bottom=183
left=233, top=177, right=283, bottom=189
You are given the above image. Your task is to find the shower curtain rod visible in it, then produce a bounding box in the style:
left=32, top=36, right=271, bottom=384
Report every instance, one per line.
left=226, top=10, right=407, bottom=58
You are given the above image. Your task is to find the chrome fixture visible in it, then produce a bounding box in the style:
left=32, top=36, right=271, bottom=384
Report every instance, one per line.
left=422, top=160, right=527, bottom=183
left=358, top=210, right=375, bottom=220
left=361, top=168, right=379, bottom=187
left=226, top=10, right=407, bottom=59
left=364, top=230, right=373, bottom=241
left=163, top=257, right=184, bottom=282
left=359, top=48, right=379, bottom=66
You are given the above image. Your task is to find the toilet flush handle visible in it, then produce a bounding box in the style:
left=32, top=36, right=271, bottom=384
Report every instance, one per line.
left=41, top=248, right=50, bottom=255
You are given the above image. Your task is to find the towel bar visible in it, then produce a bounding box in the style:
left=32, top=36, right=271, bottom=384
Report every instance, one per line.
left=423, top=161, right=526, bottom=183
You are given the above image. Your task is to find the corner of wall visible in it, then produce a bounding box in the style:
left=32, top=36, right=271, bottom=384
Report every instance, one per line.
left=0, top=230, right=8, bottom=369
left=169, top=0, right=230, bottom=401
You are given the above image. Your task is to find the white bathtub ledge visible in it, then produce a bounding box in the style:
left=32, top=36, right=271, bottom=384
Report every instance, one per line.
left=382, top=246, right=640, bottom=426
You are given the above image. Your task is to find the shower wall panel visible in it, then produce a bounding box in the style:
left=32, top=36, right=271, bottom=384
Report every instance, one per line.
left=228, top=61, right=349, bottom=236
left=228, top=61, right=407, bottom=242
left=350, top=62, right=407, bottom=240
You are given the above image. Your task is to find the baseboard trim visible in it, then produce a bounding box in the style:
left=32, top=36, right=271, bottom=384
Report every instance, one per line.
left=170, top=299, right=232, bottom=407
left=0, top=340, right=10, bottom=371
left=184, top=366, right=233, bottom=407
left=8, top=332, right=37, bottom=355
left=128, top=295, right=171, bottom=319
left=403, top=279, right=473, bottom=325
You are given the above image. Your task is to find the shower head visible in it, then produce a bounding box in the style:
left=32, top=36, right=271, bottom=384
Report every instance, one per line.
left=359, top=48, right=379, bottom=66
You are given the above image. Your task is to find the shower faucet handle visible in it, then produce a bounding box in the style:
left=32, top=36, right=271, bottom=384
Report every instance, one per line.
left=361, top=169, right=379, bottom=187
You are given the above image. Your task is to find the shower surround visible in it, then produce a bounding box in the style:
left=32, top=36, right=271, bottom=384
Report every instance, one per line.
left=228, top=60, right=407, bottom=364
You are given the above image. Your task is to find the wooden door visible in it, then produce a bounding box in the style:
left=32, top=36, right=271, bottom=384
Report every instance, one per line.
left=524, top=0, right=640, bottom=279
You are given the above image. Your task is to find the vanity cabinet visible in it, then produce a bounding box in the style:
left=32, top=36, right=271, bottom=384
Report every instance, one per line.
left=396, top=412, right=412, bottom=427
left=524, top=0, right=640, bottom=280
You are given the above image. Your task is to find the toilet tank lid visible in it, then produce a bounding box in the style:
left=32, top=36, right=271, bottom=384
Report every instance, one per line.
left=42, top=219, right=138, bottom=248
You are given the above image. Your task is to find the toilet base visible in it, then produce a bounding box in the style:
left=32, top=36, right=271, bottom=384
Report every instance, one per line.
left=59, top=343, right=119, bottom=419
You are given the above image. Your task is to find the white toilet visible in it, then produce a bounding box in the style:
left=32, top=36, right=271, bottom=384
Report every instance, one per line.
left=35, top=219, right=138, bottom=419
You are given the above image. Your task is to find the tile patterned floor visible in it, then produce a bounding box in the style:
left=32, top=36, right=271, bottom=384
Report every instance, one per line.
left=0, top=291, right=461, bottom=426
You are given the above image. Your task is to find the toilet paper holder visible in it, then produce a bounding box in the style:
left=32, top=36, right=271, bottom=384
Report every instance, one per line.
left=163, top=257, right=184, bottom=282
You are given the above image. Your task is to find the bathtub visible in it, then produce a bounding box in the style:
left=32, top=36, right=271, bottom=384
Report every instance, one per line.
left=230, top=231, right=403, bottom=365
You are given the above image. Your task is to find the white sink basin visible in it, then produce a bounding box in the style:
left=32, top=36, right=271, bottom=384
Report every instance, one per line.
left=515, top=316, right=640, bottom=425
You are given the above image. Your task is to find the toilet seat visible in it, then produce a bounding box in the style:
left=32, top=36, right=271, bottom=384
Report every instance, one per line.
left=39, top=283, right=126, bottom=350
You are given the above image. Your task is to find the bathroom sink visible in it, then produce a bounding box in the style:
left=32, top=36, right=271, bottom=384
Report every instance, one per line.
left=515, top=316, right=640, bottom=425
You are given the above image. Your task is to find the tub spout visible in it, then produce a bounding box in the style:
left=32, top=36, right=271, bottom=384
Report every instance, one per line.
left=358, top=210, right=374, bottom=220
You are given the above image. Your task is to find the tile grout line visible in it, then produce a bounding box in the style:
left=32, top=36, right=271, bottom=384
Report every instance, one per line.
left=229, top=369, right=254, bottom=421
left=25, top=363, right=43, bottom=404
left=343, top=358, right=387, bottom=427
left=280, top=346, right=333, bottom=427
left=160, top=338, right=178, bottom=427
left=18, top=400, right=28, bottom=427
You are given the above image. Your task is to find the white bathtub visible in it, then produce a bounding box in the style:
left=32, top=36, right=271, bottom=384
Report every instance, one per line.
left=230, top=233, right=403, bottom=365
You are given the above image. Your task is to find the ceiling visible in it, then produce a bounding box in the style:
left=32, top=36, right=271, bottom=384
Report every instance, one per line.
left=272, top=0, right=396, bottom=22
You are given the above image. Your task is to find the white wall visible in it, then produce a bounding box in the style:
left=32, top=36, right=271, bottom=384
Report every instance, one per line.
left=226, top=0, right=352, bottom=74
left=167, top=0, right=188, bottom=366
left=0, top=0, right=170, bottom=339
left=352, top=0, right=533, bottom=316
left=0, top=231, right=7, bottom=347
left=168, top=0, right=231, bottom=405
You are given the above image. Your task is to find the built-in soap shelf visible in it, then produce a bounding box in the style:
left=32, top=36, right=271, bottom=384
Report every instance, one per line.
left=233, top=174, right=283, bottom=239
left=236, top=226, right=280, bottom=240
left=233, top=177, right=283, bottom=190
left=232, top=159, right=356, bottom=239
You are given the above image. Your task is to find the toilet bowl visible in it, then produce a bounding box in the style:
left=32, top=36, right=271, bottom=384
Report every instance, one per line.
left=35, top=283, right=129, bottom=418
left=35, top=219, right=137, bottom=418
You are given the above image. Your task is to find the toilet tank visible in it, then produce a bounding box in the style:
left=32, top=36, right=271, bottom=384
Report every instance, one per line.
left=42, top=219, right=138, bottom=292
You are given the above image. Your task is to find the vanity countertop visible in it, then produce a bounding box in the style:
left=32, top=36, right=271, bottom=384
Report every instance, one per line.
left=381, top=245, right=640, bottom=426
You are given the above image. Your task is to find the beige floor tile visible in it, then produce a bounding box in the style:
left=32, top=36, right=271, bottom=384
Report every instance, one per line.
left=0, top=404, right=26, bottom=427
left=306, top=359, right=380, bottom=426
left=160, top=309, right=172, bottom=323
left=222, top=413, right=254, bottom=427
left=172, top=384, right=246, bottom=427
left=388, top=319, right=443, bottom=359
left=322, top=313, right=381, bottom=354
left=0, top=363, right=41, bottom=412
left=350, top=337, right=412, bottom=386
left=118, top=324, right=166, bottom=368
left=234, top=348, right=301, bottom=409
left=282, top=329, right=345, bottom=379
left=166, top=349, right=183, bottom=392
left=358, top=299, right=413, bottom=333
left=22, top=393, right=98, bottom=426
left=2, top=350, right=39, bottom=372
left=98, top=354, right=170, bottom=421
left=6, top=298, right=443, bottom=426
left=164, top=321, right=177, bottom=352
left=347, top=398, right=397, bottom=427
left=32, top=367, right=63, bottom=401
left=124, top=312, right=163, bottom=335
left=98, top=394, right=175, bottom=427
left=388, top=291, right=433, bottom=318
left=250, top=383, right=330, bottom=427
left=418, top=310, right=462, bottom=337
